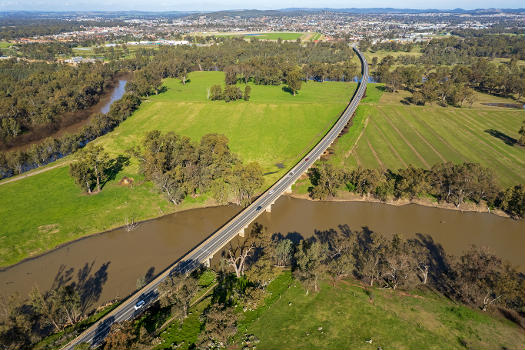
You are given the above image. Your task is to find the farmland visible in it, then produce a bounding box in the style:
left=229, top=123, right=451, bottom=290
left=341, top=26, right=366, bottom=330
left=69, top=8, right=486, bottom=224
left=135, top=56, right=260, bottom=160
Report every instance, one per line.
left=0, top=71, right=355, bottom=267
left=329, top=87, right=525, bottom=187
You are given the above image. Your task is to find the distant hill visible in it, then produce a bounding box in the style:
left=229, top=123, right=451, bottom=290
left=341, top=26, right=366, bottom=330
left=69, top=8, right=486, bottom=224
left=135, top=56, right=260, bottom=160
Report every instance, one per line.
left=1, top=8, right=524, bottom=19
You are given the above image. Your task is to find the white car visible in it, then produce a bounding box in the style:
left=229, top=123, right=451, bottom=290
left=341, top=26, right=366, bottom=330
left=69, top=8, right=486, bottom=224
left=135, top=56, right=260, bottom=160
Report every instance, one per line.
left=134, top=299, right=145, bottom=310
left=269, top=189, right=274, bottom=195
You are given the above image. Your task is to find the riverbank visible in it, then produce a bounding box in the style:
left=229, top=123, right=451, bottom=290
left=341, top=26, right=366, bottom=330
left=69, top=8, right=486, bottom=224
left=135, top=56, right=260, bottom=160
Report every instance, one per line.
left=288, top=190, right=513, bottom=219
left=1, top=195, right=523, bottom=314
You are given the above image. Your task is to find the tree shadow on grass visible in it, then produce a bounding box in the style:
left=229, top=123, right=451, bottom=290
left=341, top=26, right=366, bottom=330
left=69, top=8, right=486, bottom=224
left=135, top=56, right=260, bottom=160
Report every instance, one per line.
left=282, top=86, right=295, bottom=95
left=485, top=129, right=517, bottom=146
left=102, top=155, right=130, bottom=189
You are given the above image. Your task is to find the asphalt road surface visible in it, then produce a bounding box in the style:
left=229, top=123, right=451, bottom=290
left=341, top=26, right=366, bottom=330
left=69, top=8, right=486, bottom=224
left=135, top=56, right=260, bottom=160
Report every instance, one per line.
left=62, top=46, right=368, bottom=349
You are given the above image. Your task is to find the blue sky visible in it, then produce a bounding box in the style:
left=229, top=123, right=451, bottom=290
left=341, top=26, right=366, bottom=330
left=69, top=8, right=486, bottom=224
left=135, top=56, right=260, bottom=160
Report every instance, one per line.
left=1, top=0, right=523, bottom=11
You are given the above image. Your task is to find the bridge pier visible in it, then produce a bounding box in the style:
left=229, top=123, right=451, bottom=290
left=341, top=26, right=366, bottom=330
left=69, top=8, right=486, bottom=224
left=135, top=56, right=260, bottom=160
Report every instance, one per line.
left=285, top=185, right=292, bottom=194
left=204, top=255, right=213, bottom=267
left=265, top=205, right=271, bottom=213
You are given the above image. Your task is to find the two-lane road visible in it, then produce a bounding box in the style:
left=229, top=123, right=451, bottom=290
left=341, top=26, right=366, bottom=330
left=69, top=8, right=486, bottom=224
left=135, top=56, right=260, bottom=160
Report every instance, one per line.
left=63, top=46, right=368, bottom=349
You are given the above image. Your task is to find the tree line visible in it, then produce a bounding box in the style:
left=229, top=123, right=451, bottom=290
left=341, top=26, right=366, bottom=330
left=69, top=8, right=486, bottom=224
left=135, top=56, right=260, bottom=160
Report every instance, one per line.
left=308, top=161, right=525, bottom=218
left=373, top=56, right=525, bottom=106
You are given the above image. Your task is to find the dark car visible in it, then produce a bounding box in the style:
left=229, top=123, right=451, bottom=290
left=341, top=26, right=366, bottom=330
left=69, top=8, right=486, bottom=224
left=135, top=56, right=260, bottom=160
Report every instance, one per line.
left=256, top=205, right=262, bottom=211
left=304, top=157, right=309, bottom=161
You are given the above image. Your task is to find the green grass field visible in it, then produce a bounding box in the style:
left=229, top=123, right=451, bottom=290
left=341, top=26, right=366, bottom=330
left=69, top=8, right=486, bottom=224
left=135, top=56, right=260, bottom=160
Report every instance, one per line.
left=330, top=87, right=525, bottom=187
left=216, top=32, right=306, bottom=41
left=94, top=71, right=354, bottom=183
left=0, top=71, right=355, bottom=267
left=242, top=272, right=525, bottom=350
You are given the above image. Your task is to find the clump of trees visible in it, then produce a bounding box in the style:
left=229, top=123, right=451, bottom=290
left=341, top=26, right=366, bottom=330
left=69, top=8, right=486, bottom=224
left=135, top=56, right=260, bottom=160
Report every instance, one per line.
left=208, top=84, right=246, bottom=102
left=69, top=144, right=128, bottom=194
left=308, top=161, right=525, bottom=218
left=136, top=131, right=263, bottom=207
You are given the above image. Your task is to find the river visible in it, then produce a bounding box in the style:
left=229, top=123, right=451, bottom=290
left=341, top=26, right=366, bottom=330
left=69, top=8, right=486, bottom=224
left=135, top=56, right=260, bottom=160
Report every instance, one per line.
left=0, top=197, right=523, bottom=310
left=2, top=74, right=130, bottom=151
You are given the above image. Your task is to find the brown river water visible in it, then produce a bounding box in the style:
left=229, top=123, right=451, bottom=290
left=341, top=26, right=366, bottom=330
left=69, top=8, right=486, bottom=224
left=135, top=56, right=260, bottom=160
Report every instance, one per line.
left=0, top=197, right=523, bottom=309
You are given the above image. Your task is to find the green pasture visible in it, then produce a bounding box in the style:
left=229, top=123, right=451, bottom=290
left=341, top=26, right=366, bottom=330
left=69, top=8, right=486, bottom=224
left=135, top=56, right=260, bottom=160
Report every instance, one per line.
left=0, top=71, right=355, bottom=267
left=244, top=273, right=525, bottom=350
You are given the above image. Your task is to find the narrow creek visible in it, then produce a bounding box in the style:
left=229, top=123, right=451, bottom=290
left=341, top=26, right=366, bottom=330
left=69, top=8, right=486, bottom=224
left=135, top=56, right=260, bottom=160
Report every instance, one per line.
left=0, top=197, right=523, bottom=310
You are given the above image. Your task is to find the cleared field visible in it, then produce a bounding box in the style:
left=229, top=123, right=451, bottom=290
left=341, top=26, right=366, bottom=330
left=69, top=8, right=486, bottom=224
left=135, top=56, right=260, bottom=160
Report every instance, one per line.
left=0, top=71, right=355, bottom=267
left=331, top=89, right=525, bottom=187
left=364, top=48, right=422, bottom=63
left=243, top=272, right=525, bottom=350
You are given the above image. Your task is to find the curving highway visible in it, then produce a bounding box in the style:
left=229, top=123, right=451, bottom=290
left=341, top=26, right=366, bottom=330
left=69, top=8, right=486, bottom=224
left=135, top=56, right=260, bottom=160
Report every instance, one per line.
left=62, top=46, right=368, bottom=349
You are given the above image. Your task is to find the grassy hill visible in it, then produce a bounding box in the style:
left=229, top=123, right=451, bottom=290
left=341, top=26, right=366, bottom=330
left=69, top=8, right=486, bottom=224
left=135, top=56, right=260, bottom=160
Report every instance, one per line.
left=0, top=71, right=355, bottom=267
left=241, top=272, right=525, bottom=350
left=154, top=271, right=525, bottom=350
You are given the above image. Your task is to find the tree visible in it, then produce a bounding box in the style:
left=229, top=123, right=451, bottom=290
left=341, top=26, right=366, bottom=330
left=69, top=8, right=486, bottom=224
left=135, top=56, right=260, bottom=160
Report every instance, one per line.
left=69, top=144, right=110, bottom=193
left=225, top=238, right=255, bottom=279
left=198, top=305, right=237, bottom=349
left=103, top=320, right=137, bottom=350
left=348, top=167, right=381, bottom=196
left=274, top=239, right=293, bottom=267
left=454, top=246, right=511, bottom=311
left=0, top=293, right=34, bottom=350
left=354, top=230, right=387, bottom=287
left=224, top=66, right=237, bottom=85
left=228, top=162, right=263, bottom=207
left=308, top=162, right=345, bottom=199
left=498, top=184, right=525, bottom=218
left=407, top=239, right=431, bottom=285
left=518, top=120, right=525, bottom=146
left=285, top=67, right=303, bottom=96
left=209, top=85, right=223, bottom=100
left=243, top=85, right=251, bottom=101
left=381, top=234, right=415, bottom=290
left=30, top=287, right=66, bottom=332
left=294, top=239, right=328, bottom=293
left=158, top=273, right=198, bottom=321
left=223, top=85, right=242, bottom=102
left=395, top=165, right=430, bottom=200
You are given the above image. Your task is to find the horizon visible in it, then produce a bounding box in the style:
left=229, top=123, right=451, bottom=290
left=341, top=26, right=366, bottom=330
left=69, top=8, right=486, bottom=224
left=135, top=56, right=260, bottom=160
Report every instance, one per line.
left=1, top=1, right=524, bottom=12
